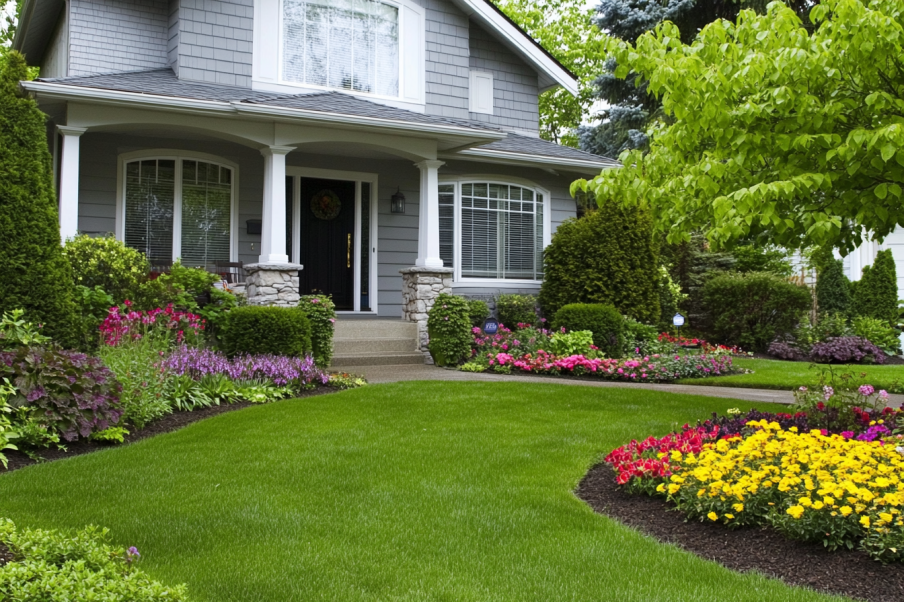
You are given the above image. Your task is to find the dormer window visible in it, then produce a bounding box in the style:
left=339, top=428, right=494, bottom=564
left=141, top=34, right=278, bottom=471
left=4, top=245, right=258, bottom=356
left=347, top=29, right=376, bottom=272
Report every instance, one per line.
left=282, top=0, right=399, bottom=97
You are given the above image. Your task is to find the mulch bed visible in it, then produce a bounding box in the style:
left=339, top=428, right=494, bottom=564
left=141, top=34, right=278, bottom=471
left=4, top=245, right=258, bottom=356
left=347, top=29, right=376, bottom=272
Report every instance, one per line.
left=577, top=462, right=904, bottom=602
left=2, top=387, right=336, bottom=474
left=0, top=543, right=12, bottom=567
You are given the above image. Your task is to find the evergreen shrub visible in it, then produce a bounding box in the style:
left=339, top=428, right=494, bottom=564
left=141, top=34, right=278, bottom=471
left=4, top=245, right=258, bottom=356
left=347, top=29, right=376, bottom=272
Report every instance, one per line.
left=816, top=258, right=852, bottom=316
left=0, top=52, right=78, bottom=345
left=426, top=293, right=471, bottom=367
left=539, top=200, right=660, bottom=322
left=553, top=303, right=625, bottom=358
left=297, top=295, right=336, bottom=368
left=703, top=272, right=812, bottom=352
left=495, top=294, right=537, bottom=327
left=853, top=249, right=898, bottom=326
left=63, top=235, right=149, bottom=303
left=219, top=307, right=311, bottom=358
left=466, top=299, right=490, bottom=327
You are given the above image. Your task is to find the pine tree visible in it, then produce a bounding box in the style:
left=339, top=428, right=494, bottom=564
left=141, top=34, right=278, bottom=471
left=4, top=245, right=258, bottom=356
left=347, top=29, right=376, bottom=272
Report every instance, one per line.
left=816, top=258, right=852, bottom=316
left=852, top=249, right=898, bottom=326
left=0, top=51, right=78, bottom=345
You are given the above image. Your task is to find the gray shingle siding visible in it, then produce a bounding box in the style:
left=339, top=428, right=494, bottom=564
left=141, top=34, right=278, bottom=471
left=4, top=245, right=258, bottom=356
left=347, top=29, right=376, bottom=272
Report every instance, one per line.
left=468, top=21, right=539, bottom=134
left=420, top=0, right=470, bottom=120
left=176, top=0, right=254, bottom=87
left=168, top=0, right=180, bottom=74
left=69, top=0, right=170, bottom=76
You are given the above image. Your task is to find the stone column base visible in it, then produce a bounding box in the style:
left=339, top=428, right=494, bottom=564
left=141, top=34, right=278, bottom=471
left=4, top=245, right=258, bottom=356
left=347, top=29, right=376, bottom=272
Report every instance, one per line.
left=400, top=266, right=453, bottom=353
left=244, top=262, right=304, bottom=307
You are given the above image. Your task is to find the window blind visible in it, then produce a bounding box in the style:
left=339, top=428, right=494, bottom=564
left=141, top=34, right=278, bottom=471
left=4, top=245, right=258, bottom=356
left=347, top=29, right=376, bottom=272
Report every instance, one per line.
left=180, top=161, right=232, bottom=270
left=124, top=159, right=176, bottom=265
left=438, top=183, right=455, bottom=268
left=283, top=0, right=399, bottom=96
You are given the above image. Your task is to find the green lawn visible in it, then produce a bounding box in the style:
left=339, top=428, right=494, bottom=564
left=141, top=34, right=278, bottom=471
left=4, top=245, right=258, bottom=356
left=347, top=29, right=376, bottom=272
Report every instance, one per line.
left=0, top=382, right=848, bottom=601
left=677, top=357, right=904, bottom=392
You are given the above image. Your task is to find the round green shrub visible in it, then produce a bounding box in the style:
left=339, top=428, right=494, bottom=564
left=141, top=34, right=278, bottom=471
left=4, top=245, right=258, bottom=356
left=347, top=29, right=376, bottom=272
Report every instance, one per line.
left=852, top=249, right=898, bottom=326
left=539, top=199, right=660, bottom=322
left=816, top=258, right=852, bottom=316
left=703, top=272, right=812, bottom=352
left=63, top=235, right=150, bottom=304
left=495, top=294, right=537, bottom=327
left=219, top=306, right=312, bottom=358
left=427, top=293, right=471, bottom=367
left=466, top=299, right=490, bottom=327
left=297, top=294, right=336, bottom=368
left=553, top=303, right=625, bottom=358
left=0, top=52, right=79, bottom=346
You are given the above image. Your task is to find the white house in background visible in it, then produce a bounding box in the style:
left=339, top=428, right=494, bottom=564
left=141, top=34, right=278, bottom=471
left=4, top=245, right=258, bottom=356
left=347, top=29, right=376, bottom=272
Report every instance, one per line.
left=12, top=0, right=618, bottom=331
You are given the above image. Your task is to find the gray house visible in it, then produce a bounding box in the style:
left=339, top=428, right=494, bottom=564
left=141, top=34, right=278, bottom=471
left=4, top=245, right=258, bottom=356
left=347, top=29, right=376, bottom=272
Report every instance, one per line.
left=13, top=0, right=616, bottom=361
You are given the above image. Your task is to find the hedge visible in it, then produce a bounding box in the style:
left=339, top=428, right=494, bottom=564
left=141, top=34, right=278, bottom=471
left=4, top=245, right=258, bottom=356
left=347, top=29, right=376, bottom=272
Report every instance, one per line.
left=553, top=303, right=625, bottom=358
left=219, top=306, right=312, bottom=358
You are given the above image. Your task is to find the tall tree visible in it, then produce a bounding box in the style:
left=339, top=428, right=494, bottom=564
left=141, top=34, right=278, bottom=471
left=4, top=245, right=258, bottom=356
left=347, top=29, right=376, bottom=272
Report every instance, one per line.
left=574, top=0, right=904, bottom=254
left=1, top=1, right=20, bottom=50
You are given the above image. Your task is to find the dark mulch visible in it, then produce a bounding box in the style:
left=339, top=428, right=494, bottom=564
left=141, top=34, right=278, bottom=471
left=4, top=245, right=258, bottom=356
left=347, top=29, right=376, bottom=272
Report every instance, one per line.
left=751, top=352, right=904, bottom=366
left=577, top=463, right=904, bottom=602
left=2, top=388, right=336, bottom=474
left=0, top=543, right=12, bottom=567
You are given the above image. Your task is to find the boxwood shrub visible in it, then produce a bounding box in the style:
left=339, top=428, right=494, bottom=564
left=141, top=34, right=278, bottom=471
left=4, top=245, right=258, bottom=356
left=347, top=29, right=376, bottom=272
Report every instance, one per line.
left=297, top=295, right=336, bottom=367
left=495, top=294, right=537, bottom=327
left=466, top=299, right=490, bottom=327
left=553, top=303, right=625, bottom=358
left=427, top=293, right=471, bottom=367
left=219, top=306, right=312, bottom=358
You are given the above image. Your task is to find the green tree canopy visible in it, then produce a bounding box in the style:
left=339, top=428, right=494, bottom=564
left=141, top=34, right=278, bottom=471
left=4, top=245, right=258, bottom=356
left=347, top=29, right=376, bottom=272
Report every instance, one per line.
left=574, top=0, right=904, bottom=254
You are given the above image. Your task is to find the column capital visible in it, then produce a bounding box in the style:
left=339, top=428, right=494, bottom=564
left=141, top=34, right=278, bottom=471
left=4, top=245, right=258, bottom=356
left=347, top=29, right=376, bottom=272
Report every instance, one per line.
left=260, top=145, right=295, bottom=157
left=57, top=126, right=87, bottom=137
left=414, top=159, right=445, bottom=171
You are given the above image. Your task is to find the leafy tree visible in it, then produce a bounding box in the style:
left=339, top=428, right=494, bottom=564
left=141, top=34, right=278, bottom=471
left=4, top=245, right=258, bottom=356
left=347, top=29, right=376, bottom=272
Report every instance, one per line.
left=575, top=0, right=904, bottom=254
left=0, top=51, right=78, bottom=345
left=852, top=249, right=898, bottom=326
left=0, top=1, right=21, bottom=50
left=492, top=0, right=606, bottom=146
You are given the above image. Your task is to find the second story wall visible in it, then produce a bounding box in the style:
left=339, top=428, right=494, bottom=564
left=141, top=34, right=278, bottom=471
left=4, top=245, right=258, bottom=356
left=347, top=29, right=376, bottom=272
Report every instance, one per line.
left=422, top=0, right=469, bottom=120
left=176, top=0, right=254, bottom=87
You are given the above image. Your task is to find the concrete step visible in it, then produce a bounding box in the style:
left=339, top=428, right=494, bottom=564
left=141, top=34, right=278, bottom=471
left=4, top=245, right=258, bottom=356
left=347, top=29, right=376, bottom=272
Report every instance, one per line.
left=330, top=351, right=426, bottom=367
left=333, top=337, right=417, bottom=354
left=334, top=319, right=417, bottom=339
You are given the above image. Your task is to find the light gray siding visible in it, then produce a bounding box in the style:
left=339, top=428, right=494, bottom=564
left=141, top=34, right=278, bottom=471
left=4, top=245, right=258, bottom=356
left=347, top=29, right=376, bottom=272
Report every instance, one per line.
left=468, top=21, right=539, bottom=134
left=419, top=0, right=470, bottom=120
left=69, top=0, right=170, bottom=76
left=168, top=0, right=180, bottom=74
left=176, top=0, right=254, bottom=87
left=40, top=8, right=69, bottom=78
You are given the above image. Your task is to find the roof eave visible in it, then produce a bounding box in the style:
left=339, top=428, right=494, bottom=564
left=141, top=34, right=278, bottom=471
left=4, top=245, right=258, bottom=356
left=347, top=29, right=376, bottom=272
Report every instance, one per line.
left=447, top=147, right=620, bottom=174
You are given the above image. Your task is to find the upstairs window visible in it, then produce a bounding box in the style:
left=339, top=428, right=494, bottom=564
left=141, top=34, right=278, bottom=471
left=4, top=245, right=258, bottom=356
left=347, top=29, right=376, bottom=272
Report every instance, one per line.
left=282, top=0, right=400, bottom=97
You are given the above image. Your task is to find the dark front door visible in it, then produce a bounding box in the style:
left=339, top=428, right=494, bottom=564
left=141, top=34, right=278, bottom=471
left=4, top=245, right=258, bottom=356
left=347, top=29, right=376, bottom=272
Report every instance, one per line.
left=297, top=177, right=356, bottom=310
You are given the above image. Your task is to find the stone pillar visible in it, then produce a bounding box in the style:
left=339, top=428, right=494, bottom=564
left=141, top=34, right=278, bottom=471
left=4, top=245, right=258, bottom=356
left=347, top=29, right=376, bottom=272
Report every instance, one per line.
left=244, top=262, right=304, bottom=307
left=400, top=266, right=453, bottom=353
left=57, top=126, right=87, bottom=243
left=259, top=145, right=294, bottom=264
left=414, top=160, right=445, bottom=268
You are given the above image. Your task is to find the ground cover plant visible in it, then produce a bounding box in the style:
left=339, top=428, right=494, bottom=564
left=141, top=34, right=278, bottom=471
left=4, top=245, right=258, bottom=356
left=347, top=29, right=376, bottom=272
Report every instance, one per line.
left=0, top=382, right=850, bottom=601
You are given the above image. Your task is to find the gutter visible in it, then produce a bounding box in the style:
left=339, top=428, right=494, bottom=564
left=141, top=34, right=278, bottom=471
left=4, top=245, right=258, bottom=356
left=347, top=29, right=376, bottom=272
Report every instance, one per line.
left=449, top=147, right=620, bottom=172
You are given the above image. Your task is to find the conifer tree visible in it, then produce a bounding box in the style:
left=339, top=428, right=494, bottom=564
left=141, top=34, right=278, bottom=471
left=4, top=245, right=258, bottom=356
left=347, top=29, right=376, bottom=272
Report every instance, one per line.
left=852, top=249, right=898, bottom=326
left=816, top=258, right=852, bottom=316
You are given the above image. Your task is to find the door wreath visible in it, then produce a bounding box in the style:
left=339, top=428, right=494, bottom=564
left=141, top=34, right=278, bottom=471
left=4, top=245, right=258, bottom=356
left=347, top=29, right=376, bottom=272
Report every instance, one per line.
left=311, top=189, right=342, bottom=220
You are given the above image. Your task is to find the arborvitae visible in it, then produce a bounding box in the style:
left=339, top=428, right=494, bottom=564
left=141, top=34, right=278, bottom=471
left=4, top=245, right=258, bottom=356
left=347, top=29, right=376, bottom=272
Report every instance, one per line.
left=0, top=52, right=78, bottom=345
left=816, top=258, right=852, bottom=316
left=539, top=198, right=660, bottom=323
left=852, top=249, right=898, bottom=326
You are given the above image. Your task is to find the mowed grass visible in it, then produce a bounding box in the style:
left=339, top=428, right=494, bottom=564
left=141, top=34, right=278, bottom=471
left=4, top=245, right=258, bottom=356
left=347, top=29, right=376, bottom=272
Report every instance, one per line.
left=0, top=382, right=849, bottom=602
left=677, top=357, right=904, bottom=391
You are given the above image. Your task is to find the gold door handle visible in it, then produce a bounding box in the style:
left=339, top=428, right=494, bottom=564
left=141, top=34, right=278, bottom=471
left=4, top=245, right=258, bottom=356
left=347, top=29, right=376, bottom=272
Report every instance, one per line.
left=347, top=233, right=351, bottom=268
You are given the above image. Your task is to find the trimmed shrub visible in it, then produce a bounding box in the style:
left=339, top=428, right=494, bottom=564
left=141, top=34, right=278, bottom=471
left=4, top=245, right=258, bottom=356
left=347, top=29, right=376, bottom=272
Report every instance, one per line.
left=426, top=293, right=471, bottom=367
left=297, top=294, right=336, bottom=367
left=0, top=52, right=79, bottom=346
left=816, top=258, right=852, bottom=316
left=495, top=294, right=537, bottom=328
left=703, top=272, right=812, bottom=352
left=63, top=235, right=150, bottom=303
left=219, top=306, right=311, bottom=358
left=553, top=303, right=625, bottom=358
left=853, top=249, right=898, bottom=326
left=466, top=299, right=490, bottom=327
left=539, top=200, right=660, bottom=322
left=810, top=336, right=886, bottom=365
left=0, top=346, right=123, bottom=441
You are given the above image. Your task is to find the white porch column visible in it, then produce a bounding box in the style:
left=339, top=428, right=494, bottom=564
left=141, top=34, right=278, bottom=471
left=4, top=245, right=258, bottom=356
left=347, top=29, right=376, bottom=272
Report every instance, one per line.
left=414, top=160, right=445, bottom=268
left=259, top=145, right=294, bottom=263
left=57, top=126, right=87, bottom=243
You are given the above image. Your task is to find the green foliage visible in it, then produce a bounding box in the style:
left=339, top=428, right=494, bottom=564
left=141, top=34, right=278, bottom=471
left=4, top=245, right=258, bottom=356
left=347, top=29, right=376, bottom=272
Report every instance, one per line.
left=495, top=294, right=538, bottom=328
left=426, top=293, right=471, bottom=367
left=0, top=52, right=78, bottom=346
left=326, top=372, right=368, bottom=390
left=0, top=309, right=50, bottom=350
left=660, top=234, right=735, bottom=329
left=539, top=201, right=660, bottom=322
left=465, top=299, right=489, bottom=327
left=547, top=330, right=594, bottom=357
left=162, top=260, right=221, bottom=296
left=219, top=306, right=312, bottom=358
left=72, top=285, right=115, bottom=351
left=703, top=272, right=812, bottom=352
left=852, top=249, right=898, bottom=326
left=63, top=235, right=150, bottom=303
left=575, top=0, right=904, bottom=253
left=816, top=259, right=852, bottom=317
left=852, top=316, right=901, bottom=356
left=0, top=378, right=19, bottom=468
left=97, top=337, right=174, bottom=429
left=90, top=426, right=130, bottom=444
left=553, top=303, right=625, bottom=358
left=657, top=265, right=687, bottom=331
left=297, top=295, right=336, bottom=368
left=730, top=245, right=793, bottom=277
left=623, top=317, right=660, bottom=355
left=0, top=519, right=189, bottom=601
left=196, top=287, right=238, bottom=335
left=459, top=361, right=487, bottom=373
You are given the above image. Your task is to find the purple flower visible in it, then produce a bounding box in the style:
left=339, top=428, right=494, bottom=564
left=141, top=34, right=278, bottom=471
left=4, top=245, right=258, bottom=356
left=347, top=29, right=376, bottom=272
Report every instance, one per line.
left=128, top=547, right=140, bottom=557
left=859, top=384, right=875, bottom=396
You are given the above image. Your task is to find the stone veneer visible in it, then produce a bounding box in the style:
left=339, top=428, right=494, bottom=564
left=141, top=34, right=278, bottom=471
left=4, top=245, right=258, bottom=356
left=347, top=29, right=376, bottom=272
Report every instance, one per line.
left=244, top=263, right=304, bottom=307
left=400, top=266, right=454, bottom=353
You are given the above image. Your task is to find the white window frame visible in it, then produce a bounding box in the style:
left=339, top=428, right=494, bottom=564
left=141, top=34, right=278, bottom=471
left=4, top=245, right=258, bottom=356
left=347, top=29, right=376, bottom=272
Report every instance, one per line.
left=439, top=175, right=552, bottom=285
left=253, top=0, right=426, bottom=108
left=469, top=71, right=494, bottom=115
left=115, top=150, right=239, bottom=264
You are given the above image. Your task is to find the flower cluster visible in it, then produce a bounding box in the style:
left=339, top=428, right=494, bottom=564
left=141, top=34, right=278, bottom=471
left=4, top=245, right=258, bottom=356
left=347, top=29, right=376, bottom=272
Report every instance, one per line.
left=159, top=345, right=327, bottom=388
left=658, top=332, right=703, bottom=347
left=100, top=303, right=205, bottom=347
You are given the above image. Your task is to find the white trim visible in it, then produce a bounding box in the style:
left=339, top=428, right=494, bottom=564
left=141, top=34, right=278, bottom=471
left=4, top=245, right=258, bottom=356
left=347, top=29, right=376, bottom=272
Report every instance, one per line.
left=469, top=71, right=494, bottom=115
left=448, top=147, right=618, bottom=172
left=439, top=174, right=550, bottom=286
left=115, top=149, right=240, bottom=264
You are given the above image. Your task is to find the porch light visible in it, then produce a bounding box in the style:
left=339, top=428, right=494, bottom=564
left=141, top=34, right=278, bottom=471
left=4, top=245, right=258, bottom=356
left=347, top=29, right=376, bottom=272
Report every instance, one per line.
left=390, top=187, right=406, bottom=214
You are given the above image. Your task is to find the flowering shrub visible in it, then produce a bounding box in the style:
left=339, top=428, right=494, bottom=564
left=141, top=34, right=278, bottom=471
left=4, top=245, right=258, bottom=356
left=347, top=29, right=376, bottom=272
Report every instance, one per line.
left=810, top=336, right=887, bottom=365
left=658, top=332, right=703, bottom=347
left=0, top=346, right=122, bottom=441
left=100, top=303, right=205, bottom=347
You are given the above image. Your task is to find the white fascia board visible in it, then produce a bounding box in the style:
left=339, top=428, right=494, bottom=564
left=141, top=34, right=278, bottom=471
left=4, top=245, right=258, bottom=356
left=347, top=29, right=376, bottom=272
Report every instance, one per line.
left=449, top=0, right=578, bottom=97
left=21, top=80, right=508, bottom=141
left=448, top=147, right=620, bottom=173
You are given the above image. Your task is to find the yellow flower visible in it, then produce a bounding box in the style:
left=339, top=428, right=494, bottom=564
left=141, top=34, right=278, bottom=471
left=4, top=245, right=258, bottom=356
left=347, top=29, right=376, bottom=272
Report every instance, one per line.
left=732, top=503, right=744, bottom=512
left=668, top=484, right=680, bottom=495
left=799, top=497, right=813, bottom=507
left=787, top=505, right=805, bottom=519
left=656, top=484, right=666, bottom=493
left=840, top=506, right=853, bottom=517
left=860, top=516, right=871, bottom=528
left=823, top=496, right=835, bottom=506
left=812, top=501, right=825, bottom=510
left=880, top=513, right=894, bottom=523
left=724, top=513, right=735, bottom=519
left=707, top=512, right=718, bottom=521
